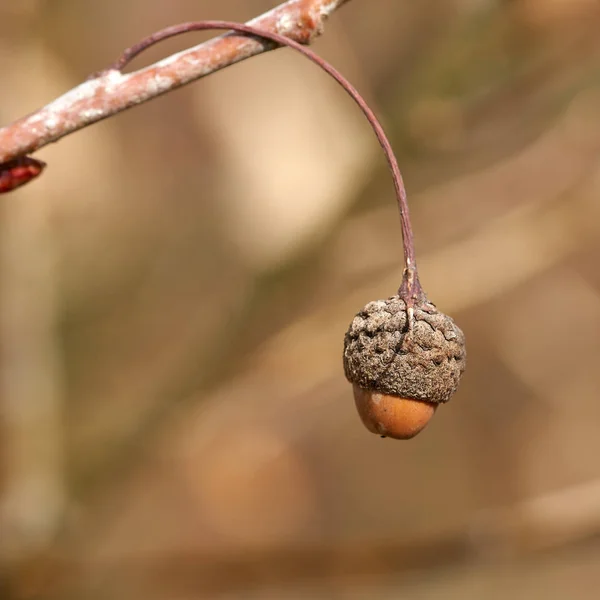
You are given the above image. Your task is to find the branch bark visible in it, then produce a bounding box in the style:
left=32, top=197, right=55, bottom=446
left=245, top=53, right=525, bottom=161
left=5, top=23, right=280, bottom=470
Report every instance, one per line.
left=0, top=0, right=351, bottom=164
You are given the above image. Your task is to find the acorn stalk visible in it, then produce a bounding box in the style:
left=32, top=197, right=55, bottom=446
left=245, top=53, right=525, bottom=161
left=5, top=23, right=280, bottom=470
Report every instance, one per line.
left=108, top=18, right=467, bottom=439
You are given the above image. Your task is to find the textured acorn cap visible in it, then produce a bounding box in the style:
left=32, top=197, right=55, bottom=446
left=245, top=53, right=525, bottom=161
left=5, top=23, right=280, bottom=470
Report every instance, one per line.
left=343, top=296, right=466, bottom=404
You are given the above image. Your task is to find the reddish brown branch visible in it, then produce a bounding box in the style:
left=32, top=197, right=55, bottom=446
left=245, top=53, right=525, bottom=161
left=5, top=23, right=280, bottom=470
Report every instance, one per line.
left=0, top=0, right=350, bottom=164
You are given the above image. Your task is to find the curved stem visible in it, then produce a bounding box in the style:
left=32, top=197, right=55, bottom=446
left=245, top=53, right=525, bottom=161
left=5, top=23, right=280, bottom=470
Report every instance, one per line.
left=110, top=20, right=424, bottom=303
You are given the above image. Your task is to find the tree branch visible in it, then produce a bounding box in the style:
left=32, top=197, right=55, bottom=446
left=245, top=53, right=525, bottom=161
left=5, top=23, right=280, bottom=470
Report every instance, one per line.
left=0, top=0, right=351, bottom=165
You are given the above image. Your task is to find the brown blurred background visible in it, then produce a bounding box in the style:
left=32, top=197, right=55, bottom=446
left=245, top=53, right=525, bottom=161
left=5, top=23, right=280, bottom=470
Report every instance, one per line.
left=2, top=0, right=600, bottom=598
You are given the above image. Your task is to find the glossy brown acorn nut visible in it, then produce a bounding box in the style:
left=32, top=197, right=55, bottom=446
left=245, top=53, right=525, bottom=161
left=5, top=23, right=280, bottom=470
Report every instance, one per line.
left=352, top=385, right=437, bottom=439
left=343, top=296, right=466, bottom=439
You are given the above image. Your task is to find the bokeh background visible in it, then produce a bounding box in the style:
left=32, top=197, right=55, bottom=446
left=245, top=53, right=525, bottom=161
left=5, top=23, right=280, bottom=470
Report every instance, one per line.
left=2, top=0, right=600, bottom=598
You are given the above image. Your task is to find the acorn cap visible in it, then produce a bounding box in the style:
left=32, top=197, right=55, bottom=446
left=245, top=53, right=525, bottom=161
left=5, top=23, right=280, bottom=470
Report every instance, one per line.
left=343, top=296, right=466, bottom=404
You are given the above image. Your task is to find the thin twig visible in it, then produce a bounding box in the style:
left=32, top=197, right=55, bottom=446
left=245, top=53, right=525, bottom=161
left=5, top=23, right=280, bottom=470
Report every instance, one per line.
left=0, top=0, right=350, bottom=164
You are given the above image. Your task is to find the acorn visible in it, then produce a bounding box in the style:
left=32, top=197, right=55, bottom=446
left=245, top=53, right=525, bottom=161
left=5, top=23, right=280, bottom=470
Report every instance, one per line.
left=343, top=295, right=466, bottom=439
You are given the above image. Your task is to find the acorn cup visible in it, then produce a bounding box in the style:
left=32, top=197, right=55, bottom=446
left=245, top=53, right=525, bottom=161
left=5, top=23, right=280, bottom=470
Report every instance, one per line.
left=343, top=296, right=466, bottom=439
